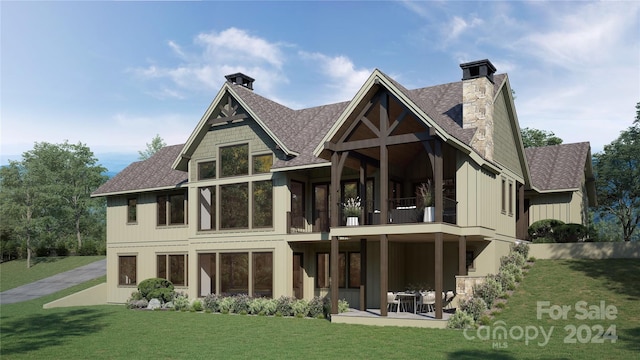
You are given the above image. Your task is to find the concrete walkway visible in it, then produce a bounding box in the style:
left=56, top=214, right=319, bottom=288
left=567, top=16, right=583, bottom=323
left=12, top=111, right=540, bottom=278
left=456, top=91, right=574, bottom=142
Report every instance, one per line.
left=0, top=259, right=106, bottom=305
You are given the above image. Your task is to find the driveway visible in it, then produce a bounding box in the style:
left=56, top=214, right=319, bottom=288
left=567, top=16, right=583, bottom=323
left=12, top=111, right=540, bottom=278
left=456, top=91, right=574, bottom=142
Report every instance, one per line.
left=0, top=258, right=106, bottom=305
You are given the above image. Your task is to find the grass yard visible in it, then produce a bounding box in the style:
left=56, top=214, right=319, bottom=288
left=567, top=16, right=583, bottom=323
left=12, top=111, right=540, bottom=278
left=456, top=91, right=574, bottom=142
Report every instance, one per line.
left=0, top=259, right=638, bottom=359
left=0, top=256, right=105, bottom=292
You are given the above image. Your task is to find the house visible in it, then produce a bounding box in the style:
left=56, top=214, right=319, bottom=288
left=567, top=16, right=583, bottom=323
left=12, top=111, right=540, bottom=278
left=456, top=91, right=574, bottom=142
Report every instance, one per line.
left=92, top=59, right=595, bottom=319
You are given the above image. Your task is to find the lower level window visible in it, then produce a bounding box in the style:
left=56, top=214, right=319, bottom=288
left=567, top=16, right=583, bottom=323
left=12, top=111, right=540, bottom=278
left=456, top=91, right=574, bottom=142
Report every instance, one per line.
left=119, top=255, right=137, bottom=286
left=157, top=254, right=188, bottom=286
left=220, top=253, right=248, bottom=295
left=316, top=252, right=360, bottom=288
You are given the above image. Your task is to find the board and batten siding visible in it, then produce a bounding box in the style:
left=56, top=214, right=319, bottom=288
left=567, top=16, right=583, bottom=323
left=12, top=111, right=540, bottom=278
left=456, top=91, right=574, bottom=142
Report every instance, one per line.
left=456, top=154, right=497, bottom=230
left=493, top=88, right=523, bottom=179
left=529, top=189, right=588, bottom=226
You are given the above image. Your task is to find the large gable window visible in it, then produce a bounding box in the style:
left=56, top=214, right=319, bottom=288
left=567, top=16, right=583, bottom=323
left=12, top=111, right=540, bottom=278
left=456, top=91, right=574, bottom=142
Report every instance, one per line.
left=220, top=144, right=248, bottom=178
left=198, top=161, right=216, bottom=180
left=253, top=154, right=273, bottom=174
left=220, top=183, right=249, bottom=229
left=253, top=180, right=273, bottom=228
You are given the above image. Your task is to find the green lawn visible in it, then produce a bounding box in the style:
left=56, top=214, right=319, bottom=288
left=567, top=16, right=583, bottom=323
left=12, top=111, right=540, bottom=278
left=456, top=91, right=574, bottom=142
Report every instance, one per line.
left=0, top=259, right=638, bottom=359
left=0, top=256, right=105, bottom=292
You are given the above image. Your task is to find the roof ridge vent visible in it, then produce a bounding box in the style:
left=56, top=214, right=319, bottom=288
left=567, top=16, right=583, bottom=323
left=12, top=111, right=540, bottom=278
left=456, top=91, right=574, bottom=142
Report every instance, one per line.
left=225, top=73, right=255, bottom=90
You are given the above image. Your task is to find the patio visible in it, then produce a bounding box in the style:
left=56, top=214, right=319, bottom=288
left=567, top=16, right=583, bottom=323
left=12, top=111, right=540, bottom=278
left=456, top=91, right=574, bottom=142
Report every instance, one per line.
left=331, top=308, right=452, bottom=328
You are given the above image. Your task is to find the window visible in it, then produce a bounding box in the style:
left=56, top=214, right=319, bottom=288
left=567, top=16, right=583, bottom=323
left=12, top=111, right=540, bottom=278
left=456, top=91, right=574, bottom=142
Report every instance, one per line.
left=253, top=180, right=273, bottom=228
left=198, top=161, right=216, bottom=180
left=220, top=144, right=248, bottom=177
left=466, top=250, right=475, bottom=271
left=220, top=183, right=249, bottom=229
left=316, top=252, right=360, bottom=288
left=198, top=253, right=216, bottom=297
left=253, top=252, right=273, bottom=298
left=253, top=154, right=272, bottom=174
left=157, top=254, right=188, bottom=286
left=157, top=192, right=187, bottom=226
left=220, top=253, right=248, bottom=295
left=127, top=198, right=137, bottom=224
left=291, top=181, right=305, bottom=228
left=199, top=186, right=216, bottom=231
left=501, top=178, right=506, bottom=214
left=119, top=256, right=136, bottom=286
left=508, top=181, right=514, bottom=216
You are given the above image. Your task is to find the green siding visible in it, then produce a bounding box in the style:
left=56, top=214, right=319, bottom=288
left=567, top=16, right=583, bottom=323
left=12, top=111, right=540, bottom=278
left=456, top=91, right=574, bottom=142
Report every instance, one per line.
left=493, top=89, right=523, bottom=178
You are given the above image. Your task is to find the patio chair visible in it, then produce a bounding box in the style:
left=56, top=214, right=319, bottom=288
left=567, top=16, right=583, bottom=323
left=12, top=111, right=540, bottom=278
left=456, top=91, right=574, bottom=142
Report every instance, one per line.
left=387, top=292, right=402, bottom=313
left=417, top=291, right=436, bottom=313
left=444, top=291, right=455, bottom=309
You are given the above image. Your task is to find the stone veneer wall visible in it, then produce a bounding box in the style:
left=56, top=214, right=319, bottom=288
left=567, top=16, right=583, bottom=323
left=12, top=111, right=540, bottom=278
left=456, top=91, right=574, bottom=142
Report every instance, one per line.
left=455, top=275, right=486, bottom=304
left=462, top=77, right=495, bottom=161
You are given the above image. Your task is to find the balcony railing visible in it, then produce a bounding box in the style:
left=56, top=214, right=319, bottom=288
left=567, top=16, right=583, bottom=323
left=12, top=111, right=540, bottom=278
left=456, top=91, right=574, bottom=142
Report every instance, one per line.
left=287, top=198, right=457, bottom=233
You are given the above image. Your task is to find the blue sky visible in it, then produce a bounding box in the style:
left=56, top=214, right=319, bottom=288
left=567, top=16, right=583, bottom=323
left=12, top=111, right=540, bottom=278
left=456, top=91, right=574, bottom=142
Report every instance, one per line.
left=2, top=1, right=639, bottom=173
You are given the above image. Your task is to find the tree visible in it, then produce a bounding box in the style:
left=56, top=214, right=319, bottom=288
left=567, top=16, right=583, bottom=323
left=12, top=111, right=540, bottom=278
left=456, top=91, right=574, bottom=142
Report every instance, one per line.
left=138, top=134, right=166, bottom=160
left=521, top=127, right=563, bottom=148
left=593, top=103, right=640, bottom=241
left=0, top=141, right=107, bottom=266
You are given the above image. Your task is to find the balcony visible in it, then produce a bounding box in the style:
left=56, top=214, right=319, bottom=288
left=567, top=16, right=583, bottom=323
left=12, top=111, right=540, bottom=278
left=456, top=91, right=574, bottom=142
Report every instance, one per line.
left=287, top=197, right=456, bottom=234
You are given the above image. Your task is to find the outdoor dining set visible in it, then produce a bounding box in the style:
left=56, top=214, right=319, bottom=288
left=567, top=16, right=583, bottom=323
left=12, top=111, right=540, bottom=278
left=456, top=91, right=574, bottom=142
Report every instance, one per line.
left=386, top=290, right=455, bottom=314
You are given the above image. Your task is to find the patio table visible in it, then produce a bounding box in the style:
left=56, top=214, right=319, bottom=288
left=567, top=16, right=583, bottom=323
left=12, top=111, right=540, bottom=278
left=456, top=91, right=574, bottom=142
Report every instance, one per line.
left=396, top=292, right=418, bottom=314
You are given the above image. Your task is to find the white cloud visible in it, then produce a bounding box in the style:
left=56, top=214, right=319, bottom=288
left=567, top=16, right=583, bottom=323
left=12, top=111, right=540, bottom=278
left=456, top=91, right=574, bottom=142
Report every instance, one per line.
left=446, top=16, right=483, bottom=42
left=299, top=52, right=372, bottom=103
left=132, top=28, right=287, bottom=98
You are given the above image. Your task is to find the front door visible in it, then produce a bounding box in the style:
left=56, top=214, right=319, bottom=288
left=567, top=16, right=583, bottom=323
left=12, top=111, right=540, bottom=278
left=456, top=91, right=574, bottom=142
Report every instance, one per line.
left=293, top=253, right=303, bottom=299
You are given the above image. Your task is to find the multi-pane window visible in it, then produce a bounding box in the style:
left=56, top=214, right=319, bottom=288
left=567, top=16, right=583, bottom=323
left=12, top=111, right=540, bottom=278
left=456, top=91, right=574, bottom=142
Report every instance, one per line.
left=157, top=192, right=187, bottom=226
left=198, top=253, right=216, bottom=297
left=127, top=198, right=137, bottom=224
left=291, top=181, right=305, bottom=229
left=157, top=254, right=188, bottom=286
left=316, top=252, right=360, bottom=288
left=220, top=253, right=249, bottom=295
left=199, top=186, right=216, bottom=231
left=220, top=144, right=248, bottom=178
left=253, top=154, right=273, bottom=174
left=501, top=178, right=507, bottom=214
left=508, top=181, right=514, bottom=216
left=198, top=161, right=216, bottom=180
left=253, top=180, right=273, bottom=228
left=252, top=252, right=273, bottom=298
left=118, top=255, right=137, bottom=286
left=220, top=183, right=249, bottom=229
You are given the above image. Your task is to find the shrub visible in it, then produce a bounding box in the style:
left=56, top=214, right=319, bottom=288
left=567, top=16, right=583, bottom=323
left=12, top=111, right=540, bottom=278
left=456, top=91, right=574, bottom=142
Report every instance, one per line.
left=292, top=299, right=309, bottom=318
left=138, top=278, right=175, bottom=303
left=495, top=271, right=517, bottom=291
left=218, top=297, right=234, bottom=314
left=126, top=298, right=149, bottom=309
left=262, top=298, right=277, bottom=316
left=55, top=244, right=70, bottom=257
left=473, top=277, right=502, bottom=308
left=495, top=302, right=506, bottom=309
left=338, top=299, right=350, bottom=313
left=528, top=219, right=564, bottom=243
left=308, top=296, right=326, bottom=319
left=248, top=297, right=268, bottom=315
left=500, top=262, right=523, bottom=282
left=192, top=299, right=203, bottom=312
left=500, top=252, right=526, bottom=268
left=447, top=310, right=476, bottom=329
left=128, top=291, right=144, bottom=301
left=458, top=297, right=488, bottom=321
left=275, top=296, right=295, bottom=316
left=532, top=236, right=555, bottom=244
left=511, top=242, right=530, bottom=259
left=554, top=223, right=588, bottom=243
left=77, top=241, right=98, bottom=256
left=477, top=314, right=493, bottom=326
left=203, top=293, right=220, bottom=312
left=173, top=292, right=190, bottom=311
left=230, top=294, right=251, bottom=314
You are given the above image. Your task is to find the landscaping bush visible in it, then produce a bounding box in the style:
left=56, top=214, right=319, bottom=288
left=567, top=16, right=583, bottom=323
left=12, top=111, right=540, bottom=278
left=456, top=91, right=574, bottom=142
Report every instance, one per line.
left=191, top=299, right=203, bottom=312
left=458, top=297, right=488, bottom=321
left=275, top=295, right=295, bottom=316
left=218, top=296, right=234, bottom=314
left=126, top=298, right=149, bottom=309
left=292, top=299, right=309, bottom=318
left=173, top=292, right=190, bottom=311
left=231, top=294, right=251, bottom=314
left=138, top=278, right=175, bottom=303
left=338, top=299, right=349, bottom=313
left=511, top=242, right=530, bottom=259
left=203, top=293, right=220, bottom=312
left=248, top=297, right=269, bottom=315
left=494, top=271, right=517, bottom=291
left=500, top=252, right=526, bottom=268
left=473, top=277, right=502, bottom=308
left=500, top=262, right=523, bottom=282
left=77, top=241, right=98, bottom=256
left=308, top=296, right=326, bottom=319
left=528, top=219, right=565, bottom=243
left=262, top=298, right=277, bottom=316
left=447, top=310, right=476, bottom=329
left=554, top=223, right=588, bottom=243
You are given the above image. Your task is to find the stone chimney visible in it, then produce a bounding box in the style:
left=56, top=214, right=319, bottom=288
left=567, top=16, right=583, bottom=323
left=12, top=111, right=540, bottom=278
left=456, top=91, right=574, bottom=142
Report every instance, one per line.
left=225, top=73, right=254, bottom=90
left=460, top=59, right=496, bottom=160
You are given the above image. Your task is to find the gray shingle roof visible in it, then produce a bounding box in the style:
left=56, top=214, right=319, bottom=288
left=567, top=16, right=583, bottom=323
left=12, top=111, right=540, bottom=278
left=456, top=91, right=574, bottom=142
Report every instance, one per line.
left=525, top=142, right=590, bottom=191
left=92, top=144, right=187, bottom=196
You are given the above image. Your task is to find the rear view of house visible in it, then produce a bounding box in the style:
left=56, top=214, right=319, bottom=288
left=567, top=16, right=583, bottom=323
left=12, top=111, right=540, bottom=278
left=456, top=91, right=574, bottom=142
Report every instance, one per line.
left=92, top=59, right=595, bottom=319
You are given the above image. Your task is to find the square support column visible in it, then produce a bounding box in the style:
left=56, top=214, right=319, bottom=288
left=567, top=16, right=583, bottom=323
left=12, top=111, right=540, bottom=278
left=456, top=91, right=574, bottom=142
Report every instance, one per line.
left=435, top=232, right=443, bottom=319
left=380, top=234, right=388, bottom=316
